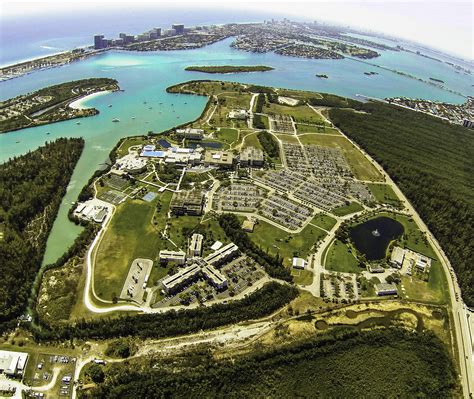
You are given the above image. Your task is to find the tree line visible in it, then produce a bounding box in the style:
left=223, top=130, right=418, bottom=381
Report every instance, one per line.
left=0, top=138, right=84, bottom=331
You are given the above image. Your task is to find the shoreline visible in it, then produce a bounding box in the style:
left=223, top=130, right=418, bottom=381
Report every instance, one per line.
left=69, top=90, right=112, bottom=109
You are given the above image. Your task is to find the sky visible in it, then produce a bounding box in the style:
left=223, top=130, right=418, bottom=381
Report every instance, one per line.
left=1, top=0, right=473, bottom=59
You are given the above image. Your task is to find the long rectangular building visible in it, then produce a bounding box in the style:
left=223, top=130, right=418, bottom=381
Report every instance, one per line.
left=161, top=263, right=201, bottom=294
left=159, top=250, right=186, bottom=265
left=0, top=350, right=28, bottom=377
left=188, top=233, right=204, bottom=257
left=202, top=264, right=228, bottom=290
left=204, top=242, right=239, bottom=267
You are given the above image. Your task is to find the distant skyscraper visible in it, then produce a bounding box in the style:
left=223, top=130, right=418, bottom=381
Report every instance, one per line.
left=94, top=35, right=105, bottom=49
left=172, top=24, right=185, bottom=34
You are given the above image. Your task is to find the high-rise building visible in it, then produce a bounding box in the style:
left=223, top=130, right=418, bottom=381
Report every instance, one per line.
left=172, top=24, right=185, bottom=34
left=94, top=35, right=106, bottom=49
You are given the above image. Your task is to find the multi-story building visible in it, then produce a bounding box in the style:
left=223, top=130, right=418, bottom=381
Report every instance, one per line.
left=204, top=243, right=240, bottom=267
left=240, top=146, right=264, bottom=167
left=170, top=190, right=205, bottom=215
left=172, top=24, right=185, bottom=34
left=94, top=35, right=106, bottom=49
left=176, top=127, right=204, bottom=140
left=159, top=250, right=186, bottom=265
left=188, top=233, right=204, bottom=257
left=161, top=263, right=201, bottom=294
left=204, top=150, right=235, bottom=169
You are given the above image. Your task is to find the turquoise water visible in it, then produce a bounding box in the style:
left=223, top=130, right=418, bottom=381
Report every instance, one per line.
left=0, top=37, right=472, bottom=264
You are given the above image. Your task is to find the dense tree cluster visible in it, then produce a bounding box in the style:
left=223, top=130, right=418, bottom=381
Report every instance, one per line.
left=219, top=214, right=293, bottom=281
left=253, top=114, right=267, bottom=130
left=34, top=282, right=297, bottom=341
left=254, top=93, right=265, bottom=113
left=329, top=102, right=474, bottom=306
left=0, top=138, right=84, bottom=329
left=257, top=130, right=279, bottom=159
left=80, top=328, right=457, bottom=399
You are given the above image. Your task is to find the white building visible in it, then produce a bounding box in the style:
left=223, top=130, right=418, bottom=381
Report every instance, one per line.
left=390, top=246, right=405, bottom=268
left=188, top=233, right=204, bottom=257
left=176, top=128, right=204, bottom=140
left=159, top=250, right=186, bottom=265
left=292, top=257, right=306, bottom=269
left=0, top=350, right=28, bottom=377
left=228, top=109, right=248, bottom=120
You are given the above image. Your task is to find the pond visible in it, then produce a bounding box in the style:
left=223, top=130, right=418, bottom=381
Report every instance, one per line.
left=349, top=216, right=404, bottom=260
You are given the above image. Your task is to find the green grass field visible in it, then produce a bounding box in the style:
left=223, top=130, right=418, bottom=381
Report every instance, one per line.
left=94, top=194, right=170, bottom=300
left=247, top=220, right=327, bottom=266
left=311, top=213, right=337, bottom=231
left=263, top=103, right=328, bottom=125
left=117, top=137, right=148, bottom=158
left=242, top=131, right=264, bottom=150
left=325, top=239, right=361, bottom=273
left=368, top=183, right=401, bottom=207
left=215, top=128, right=239, bottom=147
left=291, top=269, right=314, bottom=285
left=298, top=134, right=383, bottom=181
left=332, top=202, right=364, bottom=216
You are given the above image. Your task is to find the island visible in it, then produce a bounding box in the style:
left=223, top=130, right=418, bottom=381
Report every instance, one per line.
left=316, top=73, right=329, bottom=78
left=429, top=77, right=445, bottom=83
left=185, top=65, right=274, bottom=74
left=0, top=78, right=119, bottom=133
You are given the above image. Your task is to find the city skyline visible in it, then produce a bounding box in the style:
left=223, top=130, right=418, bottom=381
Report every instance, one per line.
left=1, top=0, right=473, bottom=59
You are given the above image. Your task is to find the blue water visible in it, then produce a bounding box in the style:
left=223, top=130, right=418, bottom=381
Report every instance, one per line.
left=0, top=29, right=472, bottom=265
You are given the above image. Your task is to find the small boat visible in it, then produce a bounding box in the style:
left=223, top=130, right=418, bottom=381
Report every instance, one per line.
left=16, top=140, right=20, bottom=143
left=132, top=116, right=136, bottom=119
left=143, top=101, right=147, bottom=104
left=108, top=104, right=112, bottom=107
left=149, top=107, right=153, bottom=109
left=112, top=118, right=120, bottom=122
left=76, top=122, right=81, bottom=125
left=46, top=132, right=50, bottom=135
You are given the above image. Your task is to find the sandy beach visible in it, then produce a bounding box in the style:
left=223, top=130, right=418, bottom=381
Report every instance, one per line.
left=69, top=90, right=112, bottom=110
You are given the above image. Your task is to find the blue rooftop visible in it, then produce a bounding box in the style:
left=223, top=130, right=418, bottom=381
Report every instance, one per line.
left=141, top=150, right=165, bottom=158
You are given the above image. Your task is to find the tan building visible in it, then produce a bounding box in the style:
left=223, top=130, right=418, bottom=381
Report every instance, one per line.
left=204, top=150, right=235, bottom=169
left=240, top=146, right=264, bottom=167
left=176, top=128, right=204, bottom=140
left=170, top=190, right=204, bottom=215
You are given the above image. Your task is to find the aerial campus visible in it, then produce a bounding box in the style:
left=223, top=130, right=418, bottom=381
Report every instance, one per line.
left=0, top=14, right=473, bottom=399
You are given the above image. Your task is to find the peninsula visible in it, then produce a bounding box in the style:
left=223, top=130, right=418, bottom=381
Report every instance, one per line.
left=0, top=78, right=119, bottom=133
left=185, top=65, right=274, bottom=73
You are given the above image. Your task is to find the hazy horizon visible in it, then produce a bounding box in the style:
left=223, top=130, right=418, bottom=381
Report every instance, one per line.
left=1, top=0, right=473, bottom=61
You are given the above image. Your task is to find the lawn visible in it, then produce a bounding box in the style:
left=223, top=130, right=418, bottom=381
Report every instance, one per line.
left=298, top=134, right=383, bottom=181
left=332, top=202, right=364, bottom=216
left=116, top=136, right=148, bottom=158
left=291, top=269, right=314, bottom=285
left=368, top=183, right=401, bottom=207
left=263, top=103, right=328, bottom=125
left=274, top=133, right=300, bottom=144
left=215, top=127, right=239, bottom=147
left=247, top=220, right=327, bottom=266
left=324, top=239, right=362, bottom=273
left=311, top=213, right=337, bottom=231
left=242, top=131, right=264, bottom=150
left=94, top=195, right=169, bottom=301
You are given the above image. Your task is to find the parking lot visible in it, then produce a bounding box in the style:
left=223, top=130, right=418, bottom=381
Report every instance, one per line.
left=258, top=193, right=313, bottom=230
left=23, top=352, right=76, bottom=398
left=269, top=114, right=295, bottom=134
left=320, top=271, right=359, bottom=301
left=119, top=258, right=154, bottom=304
left=213, top=183, right=267, bottom=212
